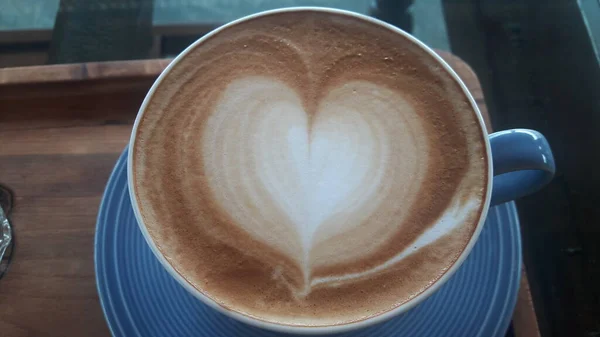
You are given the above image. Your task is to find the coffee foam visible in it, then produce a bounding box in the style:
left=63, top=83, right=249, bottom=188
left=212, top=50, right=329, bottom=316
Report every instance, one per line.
left=132, top=10, right=488, bottom=326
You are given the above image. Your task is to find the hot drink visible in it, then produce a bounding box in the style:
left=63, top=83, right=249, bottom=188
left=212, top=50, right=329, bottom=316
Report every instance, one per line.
left=130, top=9, right=488, bottom=326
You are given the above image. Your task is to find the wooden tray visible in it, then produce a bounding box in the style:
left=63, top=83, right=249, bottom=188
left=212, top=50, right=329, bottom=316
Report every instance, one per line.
left=0, top=53, right=539, bottom=337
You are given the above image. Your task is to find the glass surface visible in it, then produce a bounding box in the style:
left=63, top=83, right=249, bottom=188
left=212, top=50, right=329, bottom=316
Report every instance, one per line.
left=0, top=1, right=599, bottom=336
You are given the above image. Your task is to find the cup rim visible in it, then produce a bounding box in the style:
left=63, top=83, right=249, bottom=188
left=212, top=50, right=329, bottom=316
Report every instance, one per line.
left=127, top=6, right=493, bottom=335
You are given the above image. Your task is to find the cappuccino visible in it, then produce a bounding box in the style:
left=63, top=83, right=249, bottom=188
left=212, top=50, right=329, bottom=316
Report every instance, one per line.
left=131, top=10, right=488, bottom=326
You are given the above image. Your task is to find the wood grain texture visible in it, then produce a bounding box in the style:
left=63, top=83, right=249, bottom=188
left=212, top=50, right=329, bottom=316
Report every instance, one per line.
left=513, top=267, right=542, bottom=337
left=0, top=59, right=171, bottom=85
left=0, top=53, right=535, bottom=336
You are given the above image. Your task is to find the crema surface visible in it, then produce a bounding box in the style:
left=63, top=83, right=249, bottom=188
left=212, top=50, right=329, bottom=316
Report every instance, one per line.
left=131, top=10, right=489, bottom=326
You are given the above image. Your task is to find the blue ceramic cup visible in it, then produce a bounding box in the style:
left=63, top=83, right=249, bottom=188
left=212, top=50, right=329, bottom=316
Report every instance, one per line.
left=128, top=7, right=555, bottom=335
left=489, top=129, right=554, bottom=205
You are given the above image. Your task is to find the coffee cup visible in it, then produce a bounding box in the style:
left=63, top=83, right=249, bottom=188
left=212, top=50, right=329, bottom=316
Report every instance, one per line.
left=127, top=7, right=554, bottom=335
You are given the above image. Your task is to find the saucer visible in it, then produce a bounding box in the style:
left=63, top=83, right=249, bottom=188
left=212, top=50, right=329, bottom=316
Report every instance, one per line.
left=95, top=149, right=520, bottom=336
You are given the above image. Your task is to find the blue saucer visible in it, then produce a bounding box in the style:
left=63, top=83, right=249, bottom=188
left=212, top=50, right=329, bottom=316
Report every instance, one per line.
left=95, top=149, right=521, bottom=337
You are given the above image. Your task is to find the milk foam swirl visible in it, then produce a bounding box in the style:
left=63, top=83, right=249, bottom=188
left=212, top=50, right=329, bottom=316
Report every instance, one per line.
left=132, top=10, right=488, bottom=326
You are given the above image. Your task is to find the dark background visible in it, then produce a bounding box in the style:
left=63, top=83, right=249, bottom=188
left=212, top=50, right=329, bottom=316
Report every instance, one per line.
left=443, top=1, right=600, bottom=336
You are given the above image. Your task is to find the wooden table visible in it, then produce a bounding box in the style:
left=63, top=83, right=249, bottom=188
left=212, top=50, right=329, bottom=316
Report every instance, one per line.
left=0, top=52, right=540, bottom=336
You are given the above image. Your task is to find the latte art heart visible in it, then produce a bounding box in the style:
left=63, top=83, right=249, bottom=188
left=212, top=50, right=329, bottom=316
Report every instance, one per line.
left=203, top=76, right=428, bottom=295
left=131, top=10, right=488, bottom=326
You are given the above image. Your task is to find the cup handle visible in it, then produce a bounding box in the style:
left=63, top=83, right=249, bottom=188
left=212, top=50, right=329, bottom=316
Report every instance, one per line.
left=489, top=129, right=555, bottom=205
